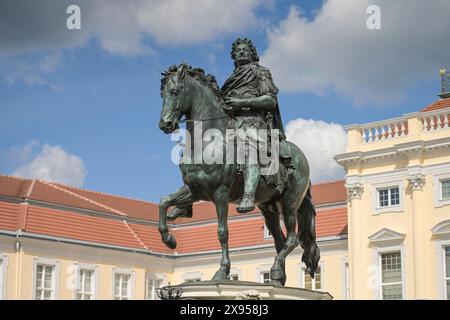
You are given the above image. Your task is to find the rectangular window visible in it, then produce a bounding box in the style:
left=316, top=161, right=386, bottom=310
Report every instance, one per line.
left=378, top=187, right=400, bottom=208
left=380, top=252, right=402, bottom=300
left=0, top=259, right=4, bottom=300
left=76, top=269, right=94, bottom=300
left=441, top=180, right=450, bottom=201
left=146, top=279, right=162, bottom=300
left=261, top=272, right=271, bottom=284
left=344, top=262, right=350, bottom=300
left=304, top=266, right=321, bottom=290
left=263, top=225, right=271, bottom=239
left=445, top=246, right=450, bottom=300
left=35, top=264, right=55, bottom=300
left=185, top=278, right=201, bottom=283
left=114, top=273, right=131, bottom=300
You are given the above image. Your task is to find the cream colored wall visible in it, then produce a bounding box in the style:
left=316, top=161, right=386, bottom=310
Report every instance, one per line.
left=348, top=175, right=450, bottom=299
left=0, top=236, right=173, bottom=300
left=1, top=232, right=349, bottom=300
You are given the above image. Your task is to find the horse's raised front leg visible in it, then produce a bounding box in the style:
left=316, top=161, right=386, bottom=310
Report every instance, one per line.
left=159, top=185, right=193, bottom=249
left=211, top=186, right=230, bottom=281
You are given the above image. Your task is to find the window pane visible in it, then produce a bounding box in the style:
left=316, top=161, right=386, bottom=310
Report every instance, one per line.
left=390, top=187, right=400, bottom=205
left=261, top=272, right=270, bottom=284
left=445, top=247, right=450, bottom=278
left=442, top=180, right=450, bottom=200
left=381, top=252, right=402, bottom=284
left=382, top=284, right=402, bottom=300
left=44, top=290, right=52, bottom=300
left=379, top=189, right=389, bottom=207
left=447, top=280, right=450, bottom=300
left=304, top=267, right=321, bottom=290
left=304, top=278, right=312, bottom=290
left=114, top=275, right=120, bottom=296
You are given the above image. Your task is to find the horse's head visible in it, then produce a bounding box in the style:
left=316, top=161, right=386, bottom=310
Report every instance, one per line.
left=159, top=64, right=188, bottom=134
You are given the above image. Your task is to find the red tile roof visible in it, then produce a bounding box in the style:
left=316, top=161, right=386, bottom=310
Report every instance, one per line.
left=0, top=174, right=347, bottom=255
left=421, top=97, right=450, bottom=112
left=311, top=180, right=347, bottom=205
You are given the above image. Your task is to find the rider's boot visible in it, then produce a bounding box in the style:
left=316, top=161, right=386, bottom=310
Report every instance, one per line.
left=237, top=164, right=260, bottom=213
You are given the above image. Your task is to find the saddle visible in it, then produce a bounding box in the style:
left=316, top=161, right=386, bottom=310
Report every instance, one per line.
left=261, top=139, right=294, bottom=194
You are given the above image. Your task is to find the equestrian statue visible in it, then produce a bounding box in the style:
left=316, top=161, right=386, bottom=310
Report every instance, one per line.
left=157, top=38, right=320, bottom=286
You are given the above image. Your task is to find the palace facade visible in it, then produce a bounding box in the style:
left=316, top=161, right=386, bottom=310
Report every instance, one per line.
left=0, top=97, right=449, bottom=300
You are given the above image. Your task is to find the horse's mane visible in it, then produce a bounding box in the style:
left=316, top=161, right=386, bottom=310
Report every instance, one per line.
left=161, top=63, right=224, bottom=104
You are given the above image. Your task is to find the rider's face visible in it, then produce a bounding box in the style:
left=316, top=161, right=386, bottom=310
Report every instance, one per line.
left=234, top=44, right=252, bottom=66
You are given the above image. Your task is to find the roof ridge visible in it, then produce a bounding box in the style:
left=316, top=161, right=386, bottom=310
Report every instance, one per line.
left=0, top=174, right=159, bottom=205
left=123, top=220, right=150, bottom=251
left=0, top=174, right=29, bottom=181
left=39, top=180, right=128, bottom=217
left=51, top=181, right=159, bottom=205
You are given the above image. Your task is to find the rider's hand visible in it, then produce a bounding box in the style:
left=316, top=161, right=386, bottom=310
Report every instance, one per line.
left=225, top=97, right=249, bottom=111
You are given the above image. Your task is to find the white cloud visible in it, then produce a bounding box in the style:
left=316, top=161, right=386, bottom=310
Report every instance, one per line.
left=285, top=118, right=347, bottom=182
left=2, top=52, right=63, bottom=90
left=1, top=0, right=268, bottom=57
left=261, top=0, right=450, bottom=105
left=12, top=143, right=86, bottom=188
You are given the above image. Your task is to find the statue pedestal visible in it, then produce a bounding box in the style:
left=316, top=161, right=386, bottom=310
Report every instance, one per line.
left=170, top=280, right=333, bottom=300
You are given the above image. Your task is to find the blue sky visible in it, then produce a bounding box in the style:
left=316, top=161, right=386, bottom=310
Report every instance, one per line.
left=1, top=0, right=449, bottom=202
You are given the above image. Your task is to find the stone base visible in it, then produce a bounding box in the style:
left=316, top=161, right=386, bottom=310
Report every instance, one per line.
left=169, top=280, right=333, bottom=300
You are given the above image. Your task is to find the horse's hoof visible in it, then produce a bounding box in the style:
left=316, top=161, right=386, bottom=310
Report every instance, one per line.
left=211, top=268, right=229, bottom=281
left=163, top=234, right=177, bottom=249
left=270, top=280, right=284, bottom=287
left=270, top=268, right=286, bottom=286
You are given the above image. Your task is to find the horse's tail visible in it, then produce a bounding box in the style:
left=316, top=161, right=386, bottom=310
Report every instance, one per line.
left=297, top=180, right=320, bottom=278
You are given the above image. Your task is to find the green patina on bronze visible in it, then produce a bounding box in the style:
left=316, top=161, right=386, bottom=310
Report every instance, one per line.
left=157, top=38, right=320, bottom=286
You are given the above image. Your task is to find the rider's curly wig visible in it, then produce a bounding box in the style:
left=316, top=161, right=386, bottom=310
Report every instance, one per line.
left=231, top=38, right=259, bottom=67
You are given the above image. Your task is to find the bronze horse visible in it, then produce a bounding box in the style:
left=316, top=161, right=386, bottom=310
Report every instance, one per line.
left=158, top=64, right=319, bottom=286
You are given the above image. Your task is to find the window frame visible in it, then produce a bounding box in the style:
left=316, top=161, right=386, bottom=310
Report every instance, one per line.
left=372, top=246, right=406, bottom=300
left=379, top=251, right=403, bottom=300
left=145, top=272, right=166, bottom=300
left=341, top=257, right=350, bottom=300
left=377, top=186, right=400, bottom=208
left=182, top=271, right=203, bottom=283
left=440, top=179, right=450, bottom=201
left=260, top=271, right=271, bottom=284
left=443, top=245, right=450, bottom=300
left=300, top=263, right=323, bottom=291
left=73, top=263, right=99, bottom=300
left=0, top=254, right=8, bottom=300
left=433, top=173, right=450, bottom=208
left=112, top=268, right=135, bottom=300
left=371, top=180, right=404, bottom=215
left=32, top=257, right=60, bottom=300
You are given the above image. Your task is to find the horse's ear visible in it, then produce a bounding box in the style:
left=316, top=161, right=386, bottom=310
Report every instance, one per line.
left=177, top=64, right=186, bottom=79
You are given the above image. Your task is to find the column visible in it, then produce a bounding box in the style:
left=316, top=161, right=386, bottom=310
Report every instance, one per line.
left=346, top=183, right=364, bottom=299
left=406, top=173, right=427, bottom=299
